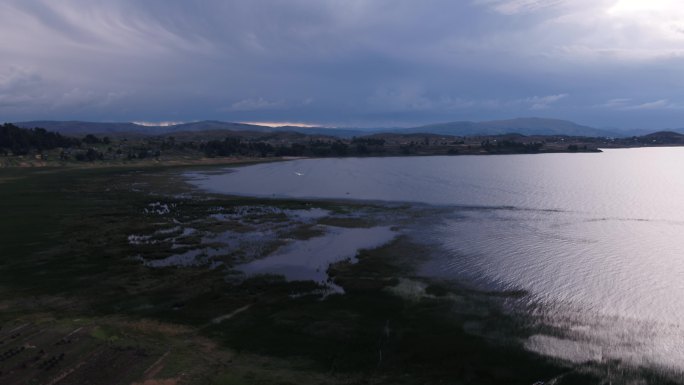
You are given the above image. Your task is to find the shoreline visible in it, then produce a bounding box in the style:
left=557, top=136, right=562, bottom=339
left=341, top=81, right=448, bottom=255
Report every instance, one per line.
left=0, top=145, right=628, bottom=170
left=5, top=143, right=684, bottom=169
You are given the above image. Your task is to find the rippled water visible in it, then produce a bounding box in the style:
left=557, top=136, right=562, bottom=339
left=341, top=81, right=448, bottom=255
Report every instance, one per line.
left=187, top=148, right=684, bottom=371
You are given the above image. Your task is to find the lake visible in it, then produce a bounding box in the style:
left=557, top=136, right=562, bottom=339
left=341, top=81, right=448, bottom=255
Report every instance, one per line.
left=187, top=148, right=684, bottom=372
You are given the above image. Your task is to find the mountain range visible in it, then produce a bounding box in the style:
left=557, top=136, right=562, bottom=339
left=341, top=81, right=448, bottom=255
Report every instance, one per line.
left=13, top=118, right=683, bottom=138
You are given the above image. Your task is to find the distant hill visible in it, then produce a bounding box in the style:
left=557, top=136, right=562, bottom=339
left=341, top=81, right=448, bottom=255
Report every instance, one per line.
left=13, top=117, right=678, bottom=138
left=14, top=120, right=365, bottom=138
left=14, top=120, right=266, bottom=136
left=15, top=121, right=143, bottom=135
left=168, top=122, right=365, bottom=138
left=643, top=130, right=683, bottom=137
left=401, top=118, right=618, bottom=137
left=162, top=121, right=267, bottom=133
left=274, top=126, right=364, bottom=138
left=640, top=131, right=684, bottom=144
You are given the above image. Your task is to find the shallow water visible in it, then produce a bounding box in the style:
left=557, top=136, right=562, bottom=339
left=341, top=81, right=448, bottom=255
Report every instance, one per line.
left=187, top=148, right=684, bottom=371
left=236, top=225, right=397, bottom=291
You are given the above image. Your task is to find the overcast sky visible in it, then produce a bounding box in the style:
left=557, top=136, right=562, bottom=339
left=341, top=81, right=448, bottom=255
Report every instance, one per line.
left=1, top=0, right=683, bottom=129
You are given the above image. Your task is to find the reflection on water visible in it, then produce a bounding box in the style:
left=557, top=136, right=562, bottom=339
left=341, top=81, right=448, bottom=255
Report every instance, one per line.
left=425, top=208, right=684, bottom=371
left=236, top=225, right=397, bottom=292
left=187, top=148, right=684, bottom=371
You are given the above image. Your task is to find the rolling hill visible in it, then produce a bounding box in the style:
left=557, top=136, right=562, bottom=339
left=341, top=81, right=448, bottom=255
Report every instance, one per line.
left=401, top=118, right=618, bottom=137
left=13, top=118, right=680, bottom=138
left=14, top=120, right=365, bottom=138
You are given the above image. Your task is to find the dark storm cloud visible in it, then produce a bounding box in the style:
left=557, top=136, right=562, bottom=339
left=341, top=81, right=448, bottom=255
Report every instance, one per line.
left=1, top=0, right=683, bottom=129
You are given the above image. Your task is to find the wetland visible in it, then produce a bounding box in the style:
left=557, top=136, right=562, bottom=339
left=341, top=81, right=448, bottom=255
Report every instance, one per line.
left=1, top=149, right=683, bottom=384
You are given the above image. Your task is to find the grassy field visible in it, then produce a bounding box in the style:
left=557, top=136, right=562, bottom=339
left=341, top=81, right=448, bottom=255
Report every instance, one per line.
left=2, top=164, right=673, bottom=384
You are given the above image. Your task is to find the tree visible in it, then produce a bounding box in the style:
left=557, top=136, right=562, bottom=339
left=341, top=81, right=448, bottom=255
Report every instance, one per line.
left=0, top=123, right=80, bottom=154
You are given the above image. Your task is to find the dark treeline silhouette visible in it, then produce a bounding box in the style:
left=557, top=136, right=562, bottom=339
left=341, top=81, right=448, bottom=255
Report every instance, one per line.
left=201, top=138, right=366, bottom=158
left=351, top=137, right=385, bottom=146
left=202, top=138, right=276, bottom=157
left=2, top=122, right=608, bottom=163
left=0, top=123, right=80, bottom=155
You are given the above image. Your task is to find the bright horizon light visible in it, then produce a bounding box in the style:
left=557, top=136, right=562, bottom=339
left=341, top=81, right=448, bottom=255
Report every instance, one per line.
left=241, top=121, right=321, bottom=128
left=608, top=0, right=679, bottom=14
left=606, top=0, right=684, bottom=43
left=133, top=121, right=185, bottom=127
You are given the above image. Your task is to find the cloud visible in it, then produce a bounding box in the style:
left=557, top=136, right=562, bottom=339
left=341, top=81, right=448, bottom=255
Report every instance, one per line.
left=0, top=67, right=47, bottom=110
left=227, top=98, right=286, bottom=112
left=0, top=65, right=128, bottom=117
left=598, top=98, right=632, bottom=109
left=624, top=99, right=677, bottom=110
left=366, top=88, right=568, bottom=114
left=52, top=88, right=127, bottom=109
left=0, top=67, right=42, bottom=92
left=598, top=98, right=682, bottom=111
left=367, top=86, right=435, bottom=112
left=524, top=94, right=568, bottom=110
left=475, top=0, right=569, bottom=15
left=225, top=97, right=314, bottom=112
left=0, top=1, right=683, bottom=129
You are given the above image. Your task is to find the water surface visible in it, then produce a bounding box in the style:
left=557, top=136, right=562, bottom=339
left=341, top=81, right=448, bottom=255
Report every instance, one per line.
left=236, top=225, right=397, bottom=291
left=187, top=148, right=684, bottom=371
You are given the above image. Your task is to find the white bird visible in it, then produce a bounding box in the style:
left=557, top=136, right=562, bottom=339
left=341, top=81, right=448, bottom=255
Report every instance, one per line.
left=294, top=172, right=304, bottom=176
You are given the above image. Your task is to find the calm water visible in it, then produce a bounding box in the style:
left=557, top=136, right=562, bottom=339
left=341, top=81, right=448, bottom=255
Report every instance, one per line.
left=187, top=148, right=684, bottom=371
left=238, top=226, right=397, bottom=292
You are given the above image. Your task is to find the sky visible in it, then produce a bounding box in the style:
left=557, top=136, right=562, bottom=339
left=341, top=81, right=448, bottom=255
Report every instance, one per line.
left=1, top=0, right=683, bottom=130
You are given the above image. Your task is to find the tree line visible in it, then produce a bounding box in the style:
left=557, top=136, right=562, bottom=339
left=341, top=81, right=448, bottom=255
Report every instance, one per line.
left=201, top=138, right=387, bottom=158
left=0, top=123, right=80, bottom=155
